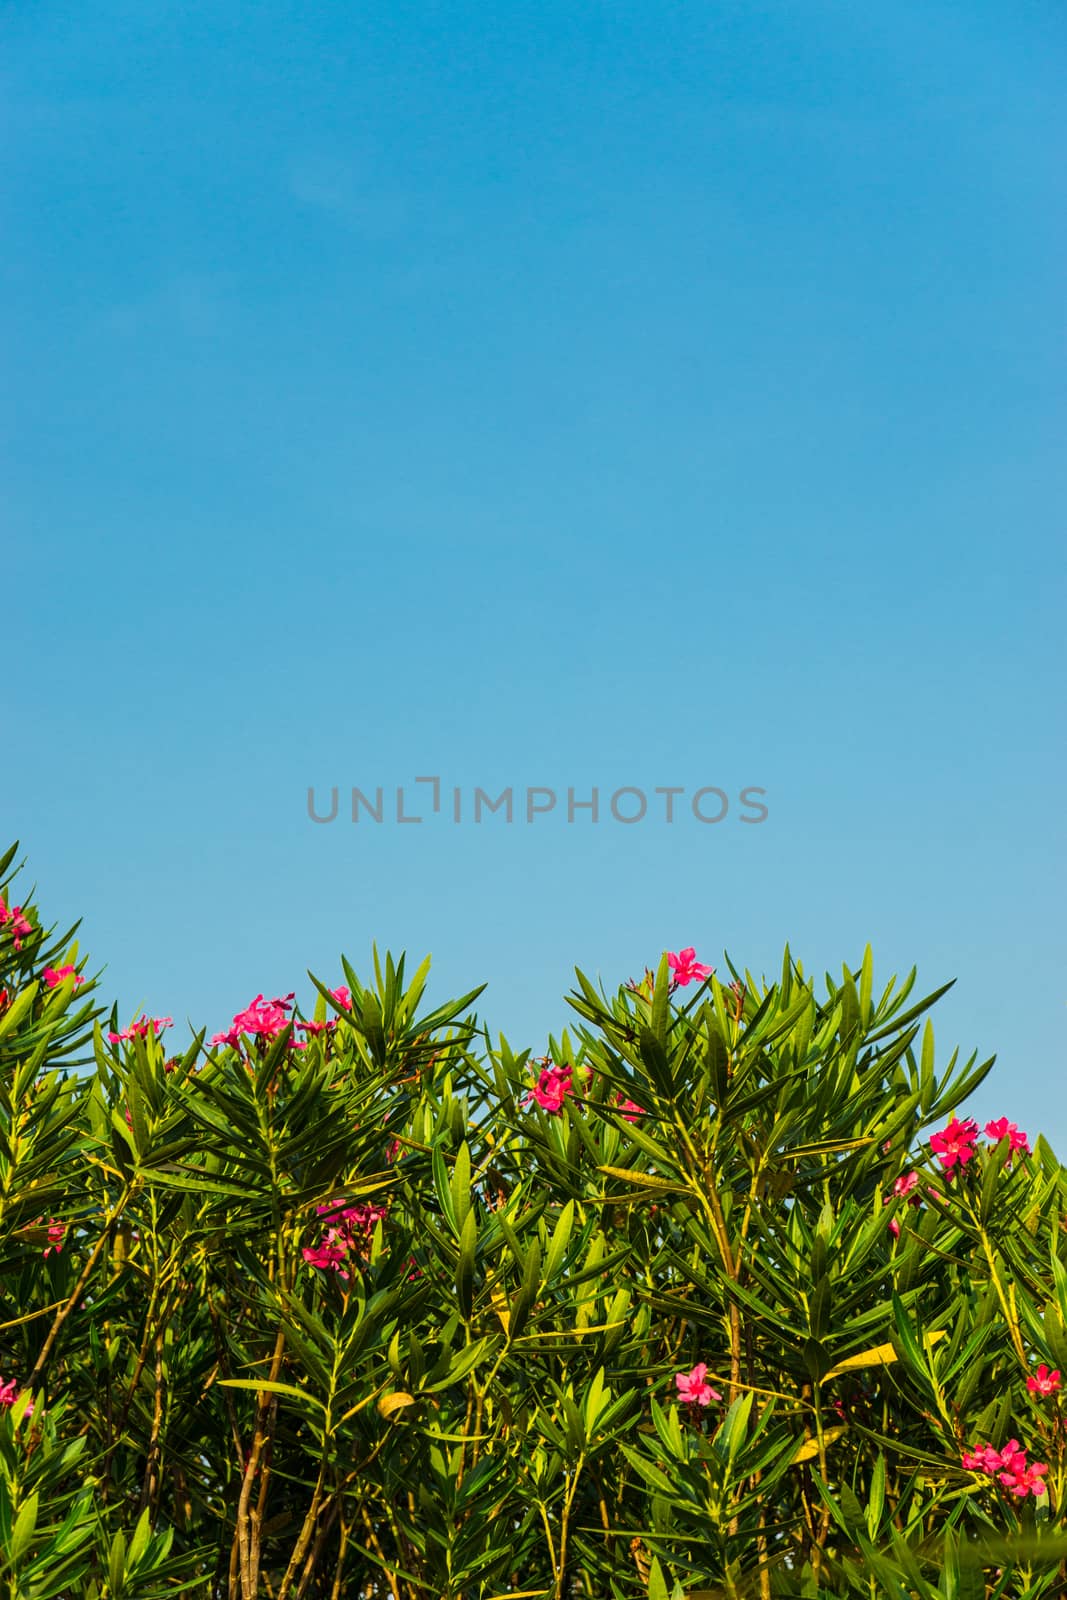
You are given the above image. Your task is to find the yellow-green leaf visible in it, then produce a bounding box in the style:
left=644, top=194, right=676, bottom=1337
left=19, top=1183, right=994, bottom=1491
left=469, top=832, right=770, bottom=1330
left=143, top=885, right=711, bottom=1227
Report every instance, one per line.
left=378, top=1390, right=416, bottom=1419
left=792, top=1425, right=847, bottom=1462
left=823, top=1330, right=947, bottom=1382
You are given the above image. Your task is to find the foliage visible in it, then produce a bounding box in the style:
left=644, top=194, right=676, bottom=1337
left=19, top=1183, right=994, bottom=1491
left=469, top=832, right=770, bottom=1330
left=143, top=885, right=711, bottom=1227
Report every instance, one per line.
left=2, top=841, right=1066, bottom=1598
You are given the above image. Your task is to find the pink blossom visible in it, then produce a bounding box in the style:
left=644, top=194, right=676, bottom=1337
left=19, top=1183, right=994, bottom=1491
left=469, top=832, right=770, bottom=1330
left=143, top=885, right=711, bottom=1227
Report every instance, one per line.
left=525, top=1060, right=575, bottom=1114
left=667, top=948, right=713, bottom=988
left=929, top=1116, right=979, bottom=1173
left=617, top=1097, right=645, bottom=1123
left=0, top=1378, right=33, bottom=1415
left=212, top=994, right=295, bottom=1047
left=961, top=1439, right=1049, bottom=1498
left=1027, top=1364, right=1061, bottom=1396
left=108, top=1016, right=173, bottom=1044
left=301, top=1236, right=351, bottom=1279
left=43, top=965, right=85, bottom=990
left=884, top=1171, right=921, bottom=1236
left=675, top=1362, right=721, bottom=1407
left=985, top=1118, right=1031, bottom=1160
left=999, top=1458, right=1048, bottom=1499
left=42, top=1219, right=65, bottom=1257
left=297, top=987, right=353, bottom=1035
left=314, top=1200, right=388, bottom=1238
left=0, top=900, right=33, bottom=951
left=304, top=1199, right=388, bottom=1279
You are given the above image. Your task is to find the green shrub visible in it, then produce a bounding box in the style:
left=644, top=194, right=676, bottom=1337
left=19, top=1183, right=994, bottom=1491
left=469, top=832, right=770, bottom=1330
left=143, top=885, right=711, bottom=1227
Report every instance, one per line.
left=2, top=841, right=1065, bottom=1598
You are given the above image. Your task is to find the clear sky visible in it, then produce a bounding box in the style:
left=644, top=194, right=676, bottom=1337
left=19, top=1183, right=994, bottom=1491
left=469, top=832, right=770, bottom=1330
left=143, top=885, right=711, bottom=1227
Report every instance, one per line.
left=3, top=3, right=1065, bottom=1146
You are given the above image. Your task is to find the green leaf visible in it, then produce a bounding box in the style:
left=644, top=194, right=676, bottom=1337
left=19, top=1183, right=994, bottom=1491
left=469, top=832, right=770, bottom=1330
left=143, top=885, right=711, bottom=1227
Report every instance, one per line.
left=866, top=1452, right=886, bottom=1538
left=650, top=951, right=672, bottom=1042
left=544, top=1199, right=574, bottom=1283
left=218, top=1379, right=326, bottom=1411
left=451, top=1139, right=471, bottom=1232
left=10, top=1492, right=39, bottom=1564
left=433, top=1141, right=458, bottom=1237
left=127, top=1507, right=152, bottom=1568
left=455, top=1206, right=477, bottom=1321
left=648, top=1555, right=670, bottom=1600
left=108, top=1528, right=127, bottom=1597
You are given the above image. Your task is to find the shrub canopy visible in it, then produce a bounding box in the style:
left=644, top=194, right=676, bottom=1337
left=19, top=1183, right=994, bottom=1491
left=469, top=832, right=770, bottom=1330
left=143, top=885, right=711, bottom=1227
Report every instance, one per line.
left=1, top=841, right=1066, bottom=1599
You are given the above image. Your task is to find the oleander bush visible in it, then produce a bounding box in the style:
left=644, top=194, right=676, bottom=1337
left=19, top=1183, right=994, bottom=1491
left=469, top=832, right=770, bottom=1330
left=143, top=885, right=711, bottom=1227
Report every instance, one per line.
left=2, top=838, right=1067, bottom=1599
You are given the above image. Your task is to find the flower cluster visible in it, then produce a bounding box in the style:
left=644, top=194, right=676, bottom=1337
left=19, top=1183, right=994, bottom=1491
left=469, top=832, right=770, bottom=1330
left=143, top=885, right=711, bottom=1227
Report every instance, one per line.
left=42, top=1218, right=65, bottom=1257
left=43, top=965, right=85, bottom=989
left=526, top=1059, right=576, bottom=1114
left=675, top=1362, right=722, bottom=1407
left=929, top=1116, right=1031, bottom=1176
left=0, top=1377, right=33, bottom=1415
left=297, top=986, right=352, bottom=1035
left=302, top=1200, right=389, bottom=1281
left=0, top=898, right=33, bottom=951
left=212, top=994, right=296, bottom=1048
left=617, top=1094, right=645, bottom=1123
left=885, top=1169, right=922, bottom=1238
left=985, top=1117, right=1031, bottom=1161
left=961, top=1438, right=1048, bottom=1498
left=108, top=1015, right=173, bottom=1044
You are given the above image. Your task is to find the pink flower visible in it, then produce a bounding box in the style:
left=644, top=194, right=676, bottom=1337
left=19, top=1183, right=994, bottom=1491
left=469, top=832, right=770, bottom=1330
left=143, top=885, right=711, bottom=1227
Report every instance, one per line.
left=212, top=994, right=294, bottom=1047
left=962, top=1440, right=1049, bottom=1498
left=0, top=900, right=33, bottom=951
left=304, top=1199, right=388, bottom=1280
left=985, top=1118, right=1030, bottom=1160
left=297, top=988, right=353, bottom=1035
left=43, top=1219, right=65, bottom=1257
left=314, top=1200, right=388, bottom=1239
left=43, top=965, right=85, bottom=990
left=0, top=1378, right=33, bottom=1415
left=301, top=1237, right=350, bottom=1279
left=999, top=1458, right=1048, bottom=1499
left=929, top=1116, right=979, bottom=1173
left=884, top=1171, right=922, bottom=1236
left=617, top=1097, right=645, bottom=1123
left=675, top=1362, right=721, bottom=1407
left=108, top=1016, right=172, bottom=1044
left=525, top=1061, right=575, bottom=1114
left=667, top=948, right=713, bottom=988
left=1027, top=1364, right=1061, bottom=1396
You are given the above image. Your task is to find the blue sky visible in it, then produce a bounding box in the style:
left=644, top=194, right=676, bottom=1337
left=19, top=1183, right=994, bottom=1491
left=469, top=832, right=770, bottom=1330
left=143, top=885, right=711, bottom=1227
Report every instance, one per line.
left=3, top=3, right=1065, bottom=1145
